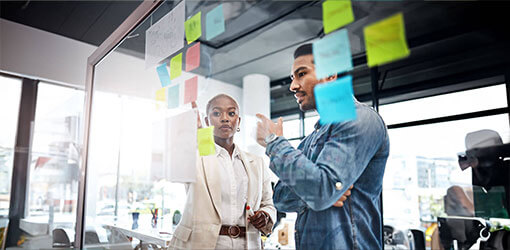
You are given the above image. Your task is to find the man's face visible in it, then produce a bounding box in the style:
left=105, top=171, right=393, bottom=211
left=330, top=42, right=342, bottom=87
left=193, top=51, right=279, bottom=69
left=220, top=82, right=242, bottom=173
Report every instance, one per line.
left=289, top=54, right=338, bottom=111
left=289, top=54, right=320, bottom=111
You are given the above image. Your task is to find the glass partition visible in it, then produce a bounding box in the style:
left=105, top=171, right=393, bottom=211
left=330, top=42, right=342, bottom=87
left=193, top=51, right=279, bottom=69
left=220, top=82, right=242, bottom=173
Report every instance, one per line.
left=82, top=0, right=333, bottom=248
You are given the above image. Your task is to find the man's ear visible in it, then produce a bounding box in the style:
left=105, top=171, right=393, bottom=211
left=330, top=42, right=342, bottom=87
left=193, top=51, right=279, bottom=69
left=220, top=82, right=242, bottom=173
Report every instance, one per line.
left=205, top=117, right=210, bottom=127
left=326, top=74, right=337, bottom=82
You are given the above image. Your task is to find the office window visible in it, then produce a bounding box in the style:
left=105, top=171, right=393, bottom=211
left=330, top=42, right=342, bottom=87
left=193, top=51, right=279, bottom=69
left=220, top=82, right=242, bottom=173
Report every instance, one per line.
left=304, top=111, right=319, bottom=135
left=0, top=75, right=22, bottom=217
left=26, top=82, right=84, bottom=234
left=381, top=84, right=509, bottom=234
left=379, top=84, right=507, bottom=125
left=281, top=114, right=301, bottom=139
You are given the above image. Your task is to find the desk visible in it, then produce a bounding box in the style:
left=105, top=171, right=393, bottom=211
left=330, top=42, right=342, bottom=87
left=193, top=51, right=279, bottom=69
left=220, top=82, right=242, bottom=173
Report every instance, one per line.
left=104, top=224, right=173, bottom=249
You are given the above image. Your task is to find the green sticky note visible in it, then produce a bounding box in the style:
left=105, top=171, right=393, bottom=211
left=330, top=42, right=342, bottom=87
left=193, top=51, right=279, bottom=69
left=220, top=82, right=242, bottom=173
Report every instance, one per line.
left=323, top=0, right=354, bottom=34
left=364, top=13, right=410, bottom=67
left=185, top=12, right=202, bottom=44
left=197, top=126, right=215, bottom=156
left=170, top=53, right=182, bottom=80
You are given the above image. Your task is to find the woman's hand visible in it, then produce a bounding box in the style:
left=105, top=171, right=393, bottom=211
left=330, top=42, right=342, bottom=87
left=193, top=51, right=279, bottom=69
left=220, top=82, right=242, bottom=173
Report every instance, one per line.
left=248, top=210, right=270, bottom=230
left=191, top=101, right=202, bottom=129
left=333, top=185, right=353, bottom=207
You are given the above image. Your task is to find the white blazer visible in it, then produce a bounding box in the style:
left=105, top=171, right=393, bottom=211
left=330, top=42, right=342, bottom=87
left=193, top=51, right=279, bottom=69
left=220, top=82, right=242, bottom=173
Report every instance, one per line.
left=169, top=149, right=276, bottom=249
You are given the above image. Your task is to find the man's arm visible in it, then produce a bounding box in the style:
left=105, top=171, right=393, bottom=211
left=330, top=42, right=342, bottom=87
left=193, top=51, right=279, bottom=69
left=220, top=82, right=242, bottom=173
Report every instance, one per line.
left=259, top=109, right=387, bottom=211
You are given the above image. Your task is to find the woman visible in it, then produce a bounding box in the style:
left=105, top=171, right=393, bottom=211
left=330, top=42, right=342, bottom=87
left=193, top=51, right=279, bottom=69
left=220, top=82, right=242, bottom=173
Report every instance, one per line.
left=169, top=94, right=276, bottom=249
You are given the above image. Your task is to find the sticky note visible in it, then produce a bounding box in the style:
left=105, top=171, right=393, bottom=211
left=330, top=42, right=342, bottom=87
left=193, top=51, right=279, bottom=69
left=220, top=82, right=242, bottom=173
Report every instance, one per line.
left=167, top=84, right=179, bottom=109
left=185, top=42, right=201, bottom=71
left=364, top=13, right=410, bottom=67
left=314, top=75, right=356, bottom=124
left=206, top=5, right=225, bottom=40
left=197, top=126, right=216, bottom=156
left=156, top=87, right=166, bottom=102
left=313, top=29, right=352, bottom=79
left=166, top=110, right=197, bottom=182
left=145, top=1, right=185, bottom=68
left=185, top=12, right=202, bottom=44
left=156, top=63, right=171, bottom=87
left=323, top=0, right=354, bottom=34
left=170, top=53, right=182, bottom=80
left=184, top=76, right=198, bottom=104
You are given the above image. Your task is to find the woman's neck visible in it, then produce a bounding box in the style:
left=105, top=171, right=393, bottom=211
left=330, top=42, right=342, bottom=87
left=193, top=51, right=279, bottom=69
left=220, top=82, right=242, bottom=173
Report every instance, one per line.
left=214, top=136, right=235, bottom=157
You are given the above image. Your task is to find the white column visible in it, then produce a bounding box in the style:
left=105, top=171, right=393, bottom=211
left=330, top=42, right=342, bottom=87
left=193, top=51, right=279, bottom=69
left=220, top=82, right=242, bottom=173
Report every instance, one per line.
left=242, top=74, right=270, bottom=157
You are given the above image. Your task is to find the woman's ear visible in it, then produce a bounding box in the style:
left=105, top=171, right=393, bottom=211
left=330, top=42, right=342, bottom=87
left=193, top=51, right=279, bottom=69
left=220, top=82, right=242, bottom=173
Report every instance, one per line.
left=205, top=117, right=210, bottom=127
left=238, top=117, right=241, bottom=126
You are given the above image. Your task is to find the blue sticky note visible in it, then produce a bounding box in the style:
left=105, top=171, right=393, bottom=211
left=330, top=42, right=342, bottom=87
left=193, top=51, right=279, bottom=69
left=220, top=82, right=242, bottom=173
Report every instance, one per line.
left=206, top=5, right=225, bottom=40
left=313, top=29, right=353, bottom=80
left=156, top=63, right=171, bottom=87
left=314, top=75, right=356, bottom=124
left=167, top=84, right=179, bottom=109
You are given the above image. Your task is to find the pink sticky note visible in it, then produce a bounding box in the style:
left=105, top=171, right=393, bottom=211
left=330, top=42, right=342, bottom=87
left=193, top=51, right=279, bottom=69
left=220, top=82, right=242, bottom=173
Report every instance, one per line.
left=184, top=76, right=198, bottom=104
left=185, top=42, right=201, bottom=71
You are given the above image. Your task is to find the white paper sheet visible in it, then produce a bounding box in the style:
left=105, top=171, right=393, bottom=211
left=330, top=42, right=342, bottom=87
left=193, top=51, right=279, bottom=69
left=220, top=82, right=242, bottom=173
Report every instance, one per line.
left=166, top=109, right=197, bottom=183
left=145, top=0, right=185, bottom=69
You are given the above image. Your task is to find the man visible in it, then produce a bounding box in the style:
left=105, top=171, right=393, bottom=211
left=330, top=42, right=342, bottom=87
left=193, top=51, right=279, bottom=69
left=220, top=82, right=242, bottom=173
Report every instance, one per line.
left=256, top=44, right=390, bottom=249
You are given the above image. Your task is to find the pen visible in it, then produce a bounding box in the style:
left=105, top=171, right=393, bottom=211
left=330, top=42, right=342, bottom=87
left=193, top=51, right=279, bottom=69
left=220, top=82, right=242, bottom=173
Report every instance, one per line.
left=246, top=205, right=255, bottom=217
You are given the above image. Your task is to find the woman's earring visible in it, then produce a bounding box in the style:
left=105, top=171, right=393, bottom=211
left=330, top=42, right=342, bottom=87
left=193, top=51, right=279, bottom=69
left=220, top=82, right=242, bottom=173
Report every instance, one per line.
left=237, top=127, right=240, bottom=132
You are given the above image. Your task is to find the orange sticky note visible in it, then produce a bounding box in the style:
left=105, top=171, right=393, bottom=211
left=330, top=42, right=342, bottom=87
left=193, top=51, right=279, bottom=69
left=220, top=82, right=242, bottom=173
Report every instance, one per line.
left=185, top=42, right=201, bottom=71
left=184, top=76, right=198, bottom=104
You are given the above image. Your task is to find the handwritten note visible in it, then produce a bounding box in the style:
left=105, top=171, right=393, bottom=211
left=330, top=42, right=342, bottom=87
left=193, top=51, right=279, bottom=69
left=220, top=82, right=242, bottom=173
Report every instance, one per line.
left=197, top=126, right=215, bottom=156
left=185, top=12, right=202, bottom=44
left=185, top=42, right=201, bottom=71
left=206, top=4, right=225, bottom=40
left=322, top=0, right=354, bottom=34
left=167, top=84, right=179, bottom=109
left=145, top=1, right=185, bottom=68
left=314, top=75, right=356, bottom=124
left=156, top=63, right=171, bottom=87
left=170, top=53, right=183, bottom=80
left=313, top=29, right=352, bottom=79
left=364, top=13, right=410, bottom=67
left=184, top=76, right=198, bottom=104
left=166, top=110, right=197, bottom=182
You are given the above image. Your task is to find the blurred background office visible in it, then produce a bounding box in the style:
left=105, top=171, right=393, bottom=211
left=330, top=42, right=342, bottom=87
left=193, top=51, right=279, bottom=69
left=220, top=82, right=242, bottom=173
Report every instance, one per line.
left=1, top=0, right=510, bottom=249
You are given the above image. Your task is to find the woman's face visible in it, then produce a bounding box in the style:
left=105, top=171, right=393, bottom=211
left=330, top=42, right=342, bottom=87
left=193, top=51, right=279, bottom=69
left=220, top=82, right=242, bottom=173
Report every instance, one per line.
left=206, top=97, right=241, bottom=140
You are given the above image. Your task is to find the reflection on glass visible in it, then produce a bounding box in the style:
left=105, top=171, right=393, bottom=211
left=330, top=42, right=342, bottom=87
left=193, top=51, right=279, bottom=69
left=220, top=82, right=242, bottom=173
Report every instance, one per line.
left=383, top=114, right=509, bottom=233
left=0, top=76, right=22, bottom=218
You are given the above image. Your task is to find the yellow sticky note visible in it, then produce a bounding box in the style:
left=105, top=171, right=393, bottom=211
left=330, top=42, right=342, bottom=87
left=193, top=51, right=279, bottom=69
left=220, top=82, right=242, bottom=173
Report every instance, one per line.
left=185, top=12, right=202, bottom=44
left=155, top=88, right=166, bottom=110
left=156, top=87, right=166, bottom=101
left=323, top=0, right=354, bottom=34
left=170, top=53, right=182, bottom=80
left=363, top=13, right=410, bottom=67
left=197, top=126, right=215, bottom=156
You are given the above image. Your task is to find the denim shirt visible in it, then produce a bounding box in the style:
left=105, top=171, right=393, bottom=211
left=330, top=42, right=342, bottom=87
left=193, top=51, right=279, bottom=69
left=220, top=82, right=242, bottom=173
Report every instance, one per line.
left=266, top=101, right=390, bottom=250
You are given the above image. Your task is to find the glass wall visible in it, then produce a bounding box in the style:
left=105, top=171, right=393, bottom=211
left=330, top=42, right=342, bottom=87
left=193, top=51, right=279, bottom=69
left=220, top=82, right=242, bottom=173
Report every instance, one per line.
left=379, top=84, right=509, bottom=241
left=0, top=76, right=22, bottom=217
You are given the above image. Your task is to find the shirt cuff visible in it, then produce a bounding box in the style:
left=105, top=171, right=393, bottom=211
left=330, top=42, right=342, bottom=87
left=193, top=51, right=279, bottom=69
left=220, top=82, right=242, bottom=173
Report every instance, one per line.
left=265, top=136, right=291, bottom=157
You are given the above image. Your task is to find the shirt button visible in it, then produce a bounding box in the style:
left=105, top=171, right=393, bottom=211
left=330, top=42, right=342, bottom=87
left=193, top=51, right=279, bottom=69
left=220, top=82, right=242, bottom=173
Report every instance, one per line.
left=335, top=182, right=343, bottom=190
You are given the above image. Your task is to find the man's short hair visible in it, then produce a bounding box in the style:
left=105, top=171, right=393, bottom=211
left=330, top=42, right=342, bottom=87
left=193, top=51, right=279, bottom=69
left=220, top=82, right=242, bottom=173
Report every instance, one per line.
left=206, top=94, right=240, bottom=115
left=294, top=43, right=313, bottom=59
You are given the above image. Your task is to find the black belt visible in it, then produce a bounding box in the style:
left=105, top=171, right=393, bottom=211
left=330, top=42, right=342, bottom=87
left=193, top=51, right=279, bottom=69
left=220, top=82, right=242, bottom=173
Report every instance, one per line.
left=219, top=225, right=246, bottom=238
